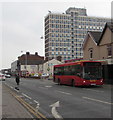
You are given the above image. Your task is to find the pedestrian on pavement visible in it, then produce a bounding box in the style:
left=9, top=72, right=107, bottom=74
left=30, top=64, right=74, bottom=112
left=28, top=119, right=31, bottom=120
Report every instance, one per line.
left=15, top=73, right=20, bottom=90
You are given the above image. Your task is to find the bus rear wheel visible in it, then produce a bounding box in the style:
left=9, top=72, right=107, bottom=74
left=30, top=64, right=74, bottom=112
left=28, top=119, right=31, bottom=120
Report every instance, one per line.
left=71, top=80, right=75, bottom=87
left=58, top=79, right=62, bottom=85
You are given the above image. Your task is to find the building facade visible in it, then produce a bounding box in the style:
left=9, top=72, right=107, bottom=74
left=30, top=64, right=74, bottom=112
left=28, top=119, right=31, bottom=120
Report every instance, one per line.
left=45, top=7, right=110, bottom=61
left=11, top=52, right=44, bottom=76
left=38, top=59, right=62, bottom=75
left=11, top=60, right=18, bottom=74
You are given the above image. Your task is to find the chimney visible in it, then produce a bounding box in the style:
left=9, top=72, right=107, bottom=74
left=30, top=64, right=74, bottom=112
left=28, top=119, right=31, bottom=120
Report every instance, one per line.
left=35, top=52, right=38, bottom=55
left=26, top=52, right=30, bottom=55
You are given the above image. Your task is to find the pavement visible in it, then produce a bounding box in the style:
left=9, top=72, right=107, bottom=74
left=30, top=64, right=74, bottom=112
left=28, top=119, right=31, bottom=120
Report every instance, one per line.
left=1, top=82, right=33, bottom=119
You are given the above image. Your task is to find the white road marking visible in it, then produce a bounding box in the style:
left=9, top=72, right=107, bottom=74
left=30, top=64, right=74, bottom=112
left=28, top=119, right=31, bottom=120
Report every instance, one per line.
left=45, top=86, right=52, bottom=88
left=34, top=100, right=39, bottom=104
left=10, top=86, right=13, bottom=89
left=36, top=103, right=40, bottom=112
left=22, top=93, right=32, bottom=100
left=5, top=83, right=9, bottom=87
left=4, top=82, right=19, bottom=92
left=83, top=88, right=104, bottom=93
left=56, top=90, right=72, bottom=95
left=50, top=101, right=63, bottom=120
left=34, top=100, right=40, bottom=112
left=83, top=96, right=113, bottom=105
left=5, top=83, right=13, bottom=89
left=14, top=88, right=19, bottom=92
left=39, top=87, right=48, bottom=89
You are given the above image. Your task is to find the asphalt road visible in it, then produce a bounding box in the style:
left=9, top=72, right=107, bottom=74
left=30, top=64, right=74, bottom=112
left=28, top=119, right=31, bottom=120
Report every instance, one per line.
left=4, top=77, right=112, bottom=119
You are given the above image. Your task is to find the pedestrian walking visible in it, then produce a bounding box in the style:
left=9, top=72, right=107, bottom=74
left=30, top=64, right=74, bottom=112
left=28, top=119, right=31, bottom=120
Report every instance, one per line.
left=15, top=73, right=20, bottom=90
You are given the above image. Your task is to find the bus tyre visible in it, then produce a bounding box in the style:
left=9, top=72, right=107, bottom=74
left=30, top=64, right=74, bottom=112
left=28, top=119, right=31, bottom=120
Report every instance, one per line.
left=72, top=80, right=75, bottom=87
left=58, top=79, right=61, bottom=85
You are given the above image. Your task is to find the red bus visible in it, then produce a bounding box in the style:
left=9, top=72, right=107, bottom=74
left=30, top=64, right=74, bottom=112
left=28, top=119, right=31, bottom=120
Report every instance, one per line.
left=53, top=61, right=103, bottom=86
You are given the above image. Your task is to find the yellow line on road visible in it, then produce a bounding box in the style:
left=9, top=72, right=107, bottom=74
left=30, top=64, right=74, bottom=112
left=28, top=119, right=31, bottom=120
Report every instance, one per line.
left=17, top=94, right=48, bottom=120
left=4, top=84, right=49, bottom=120
left=15, top=95, right=42, bottom=119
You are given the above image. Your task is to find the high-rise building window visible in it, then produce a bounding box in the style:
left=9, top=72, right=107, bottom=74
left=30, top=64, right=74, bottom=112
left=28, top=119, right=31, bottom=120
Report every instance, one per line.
left=56, top=48, right=58, bottom=51
left=64, top=48, right=66, bottom=51
left=72, top=55, right=74, bottom=58
left=60, top=48, right=62, bottom=51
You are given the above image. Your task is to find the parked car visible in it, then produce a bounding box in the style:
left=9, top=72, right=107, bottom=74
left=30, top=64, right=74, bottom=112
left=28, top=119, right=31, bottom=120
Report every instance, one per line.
left=33, top=73, right=39, bottom=77
left=4, top=74, right=11, bottom=78
left=41, top=73, right=49, bottom=78
left=0, top=74, right=6, bottom=81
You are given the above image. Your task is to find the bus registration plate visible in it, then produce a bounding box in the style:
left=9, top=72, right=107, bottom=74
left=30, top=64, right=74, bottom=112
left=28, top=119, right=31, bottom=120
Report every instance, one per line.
left=91, top=83, right=96, bottom=85
left=90, top=80, right=96, bottom=82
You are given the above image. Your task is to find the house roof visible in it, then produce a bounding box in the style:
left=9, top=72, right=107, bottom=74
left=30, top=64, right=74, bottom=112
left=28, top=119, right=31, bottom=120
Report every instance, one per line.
left=83, top=22, right=113, bottom=49
left=18, top=53, right=44, bottom=65
left=89, top=31, right=102, bottom=44
left=107, top=22, right=113, bottom=32
left=98, top=22, right=113, bottom=45
left=83, top=31, right=102, bottom=49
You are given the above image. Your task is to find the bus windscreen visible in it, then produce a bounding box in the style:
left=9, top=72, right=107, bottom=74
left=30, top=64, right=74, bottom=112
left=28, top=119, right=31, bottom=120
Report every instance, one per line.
left=83, top=62, right=102, bottom=80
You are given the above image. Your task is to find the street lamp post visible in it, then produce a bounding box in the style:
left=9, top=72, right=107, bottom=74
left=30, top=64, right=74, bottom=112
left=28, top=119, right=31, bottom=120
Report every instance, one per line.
left=25, top=53, right=27, bottom=70
left=40, top=36, right=44, bottom=74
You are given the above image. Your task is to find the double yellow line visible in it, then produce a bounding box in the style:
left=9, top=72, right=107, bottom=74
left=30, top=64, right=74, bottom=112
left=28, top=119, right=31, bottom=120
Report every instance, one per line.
left=5, top=85, right=49, bottom=120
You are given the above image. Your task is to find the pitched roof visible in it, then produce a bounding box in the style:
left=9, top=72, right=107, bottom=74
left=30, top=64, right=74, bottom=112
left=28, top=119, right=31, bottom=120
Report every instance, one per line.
left=82, top=31, right=102, bottom=49
left=83, top=22, right=113, bottom=49
left=98, top=22, right=113, bottom=45
left=18, top=53, right=44, bottom=65
left=107, top=22, right=113, bottom=32
left=89, top=31, right=102, bottom=44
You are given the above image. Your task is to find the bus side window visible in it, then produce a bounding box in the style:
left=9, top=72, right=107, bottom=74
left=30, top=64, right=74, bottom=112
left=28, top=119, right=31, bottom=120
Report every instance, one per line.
left=70, top=65, right=82, bottom=76
left=76, top=65, right=82, bottom=77
left=70, top=66, right=75, bottom=75
left=64, top=66, right=68, bottom=75
left=59, top=67, right=64, bottom=75
left=54, top=67, right=64, bottom=75
left=67, top=66, right=72, bottom=75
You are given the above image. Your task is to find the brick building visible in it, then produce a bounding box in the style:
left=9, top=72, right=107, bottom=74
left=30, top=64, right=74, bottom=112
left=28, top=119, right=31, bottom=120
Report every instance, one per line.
left=11, top=52, right=44, bottom=76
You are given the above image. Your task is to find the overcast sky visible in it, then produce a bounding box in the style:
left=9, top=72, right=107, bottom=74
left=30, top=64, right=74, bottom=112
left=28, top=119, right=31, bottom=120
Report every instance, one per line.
left=0, top=0, right=112, bottom=69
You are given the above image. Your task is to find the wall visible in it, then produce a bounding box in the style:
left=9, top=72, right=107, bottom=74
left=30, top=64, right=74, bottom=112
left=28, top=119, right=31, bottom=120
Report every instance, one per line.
left=21, top=65, right=38, bottom=74
left=83, top=35, right=99, bottom=60
left=99, top=27, right=112, bottom=60
left=11, top=60, right=17, bottom=73
left=43, top=59, right=62, bottom=75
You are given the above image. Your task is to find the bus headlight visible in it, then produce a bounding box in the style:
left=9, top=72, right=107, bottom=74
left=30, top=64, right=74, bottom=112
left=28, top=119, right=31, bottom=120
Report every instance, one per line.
left=83, top=81, right=86, bottom=83
left=100, top=79, right=103, bottom=82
